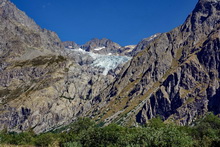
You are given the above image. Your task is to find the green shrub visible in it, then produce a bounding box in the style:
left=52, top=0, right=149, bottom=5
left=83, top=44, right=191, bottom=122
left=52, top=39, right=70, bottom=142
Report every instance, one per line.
left=192, top=113, right=220, bottom=147
left=1, top=114, right=220, bottom=147
left=69, top=118, right=96, bottom=134
left=34, top=132, right=58, bottom=147
left=62, top=141, right=82, bottom=147
left=0, top=129, right=35, bottom=145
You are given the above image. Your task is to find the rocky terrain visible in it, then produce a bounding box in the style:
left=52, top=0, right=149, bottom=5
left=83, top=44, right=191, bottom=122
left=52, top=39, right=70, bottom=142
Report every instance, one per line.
left=63, top=35, right=161, bottom=57
left=0, top=0, right=130, bottom=133
left=81, top=38, right=121, bottom=55
left=62, top=41, right=79, bottom=49
left=89, top=0, right=220, bottom=126
left=0, top=0, right=220, bottom=133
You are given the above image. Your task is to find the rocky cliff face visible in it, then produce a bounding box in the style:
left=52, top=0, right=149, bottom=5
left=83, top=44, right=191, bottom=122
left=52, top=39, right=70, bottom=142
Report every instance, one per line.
left=0, top=0, right=65, bottom=59
left=62, top=41, right=79, bottom=49
left=0, top=0, right=127, bottom=133
left=90, top=0, right=220, bottom=126
left=127, top=33, right=161, bottom=56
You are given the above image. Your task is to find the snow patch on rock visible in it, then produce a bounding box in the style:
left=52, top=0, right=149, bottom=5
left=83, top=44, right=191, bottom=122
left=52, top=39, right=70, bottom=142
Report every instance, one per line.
left=94, top=47, right=105, bottom=51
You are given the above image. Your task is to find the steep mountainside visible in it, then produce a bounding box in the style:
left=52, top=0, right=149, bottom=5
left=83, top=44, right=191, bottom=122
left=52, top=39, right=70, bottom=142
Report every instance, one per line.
left=0, top=0, right=129, bottom=133
left=127, top=33, right=161, bottom=56
left=90, top=0, right=220, bottom=126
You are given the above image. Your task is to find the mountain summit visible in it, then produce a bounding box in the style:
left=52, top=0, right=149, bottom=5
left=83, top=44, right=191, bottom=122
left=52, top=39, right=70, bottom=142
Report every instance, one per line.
left=81, top=38, right=121, bottom=55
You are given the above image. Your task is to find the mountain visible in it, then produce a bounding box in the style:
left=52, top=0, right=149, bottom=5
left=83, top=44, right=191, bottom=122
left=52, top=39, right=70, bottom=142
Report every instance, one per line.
left=64, top=35, right=161, bottom=57
left=69, top=48, right=131, bottom=75
left=116, top=33, right=161, bottom=56
left=63, top=39, right=132, bottom=75
left=128, top=33, right=161, bottom=56
left=62, top=41, right=79, bottom=49
left=0, top=0, right=129, bottom=133
left=117, top=45, right=136, bottom=56
left=0, top=0, right=220, bottom=134
left=89, top=0, right=220, bottom=126
left=81, top=38, right=121, bottom=55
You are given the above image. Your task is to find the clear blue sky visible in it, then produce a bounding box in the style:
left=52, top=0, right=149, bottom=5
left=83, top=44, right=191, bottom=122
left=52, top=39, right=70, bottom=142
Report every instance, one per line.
left=10, top=0, right=198, bottom=46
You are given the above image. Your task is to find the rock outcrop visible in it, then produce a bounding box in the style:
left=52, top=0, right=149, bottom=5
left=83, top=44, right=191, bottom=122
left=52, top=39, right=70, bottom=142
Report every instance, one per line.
left=127, top=33, right=161, bottom=56
left=81, top=38, right=121, bottom=55
left=62, top=41, right=79, bottom=49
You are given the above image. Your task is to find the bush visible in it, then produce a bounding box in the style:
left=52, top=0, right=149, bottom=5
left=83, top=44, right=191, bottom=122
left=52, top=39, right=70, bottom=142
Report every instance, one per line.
left=146, top=116, right=165, bottom=128
left=192, top=113, right=220, bottom=147
left=69, top=118, right=96, bottom=134
left=34, top=132, right=58, bottom=147
left=62, top=141, right=82, bottom=147
left=80, top=124, right=127, bottom=147
left=1, top=114, right=220, bottom=147
left=0, top=129, right=35, bottom=145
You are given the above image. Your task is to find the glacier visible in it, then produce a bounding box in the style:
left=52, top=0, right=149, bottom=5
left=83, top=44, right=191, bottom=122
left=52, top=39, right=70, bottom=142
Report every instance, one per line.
left=69, top=48, right=131, bottom=75
left=91, top=54, right=131, bottom=75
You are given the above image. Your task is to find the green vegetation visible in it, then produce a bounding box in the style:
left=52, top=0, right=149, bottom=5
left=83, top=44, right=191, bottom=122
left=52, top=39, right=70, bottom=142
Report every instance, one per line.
left=14, top=55, right=66, bottom=67
left=1, top=114, right=220, bottom=147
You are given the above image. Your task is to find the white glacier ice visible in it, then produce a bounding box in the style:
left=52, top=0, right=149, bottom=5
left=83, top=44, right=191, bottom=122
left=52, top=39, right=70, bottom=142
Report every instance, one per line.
left=70, top=48, right=131, bottom=75
left=91, top=54, right=131, bottom=75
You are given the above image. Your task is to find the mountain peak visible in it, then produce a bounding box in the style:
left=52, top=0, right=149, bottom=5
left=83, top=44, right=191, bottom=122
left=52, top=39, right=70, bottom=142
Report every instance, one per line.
left=62, top=41, right=79, bottom=49
left=0, top=0, right=39, bottom=31
left=194, top=0, right=220, bottom=12
left=81, top=38, right=121, bottom=53
left=180, top=0, right=220, bottom=44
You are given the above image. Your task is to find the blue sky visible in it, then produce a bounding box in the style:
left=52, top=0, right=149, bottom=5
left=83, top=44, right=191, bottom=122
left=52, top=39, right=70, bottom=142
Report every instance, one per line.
left=11, top=0, right=198, bottom=46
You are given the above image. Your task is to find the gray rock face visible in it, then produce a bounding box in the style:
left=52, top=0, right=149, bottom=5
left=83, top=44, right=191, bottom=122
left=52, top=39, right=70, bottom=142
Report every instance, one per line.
left=90, top=0, right=220, bottom=126
left=81, top=38, right=121, bottom=55
left=0, top=0, right=118, bottom=133
left=64, top=38, right=138, bottom=57
left=128, top=33, right=161, bottom=56
left=62, top=41, right=79, bottom=49
left=0, top=0, right=65, bottom=61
